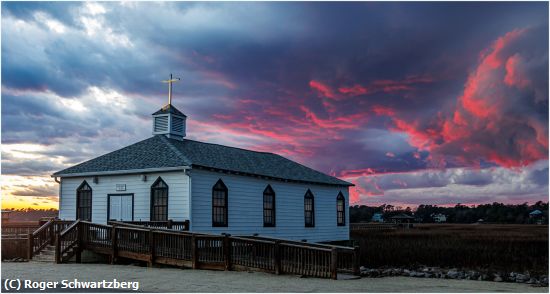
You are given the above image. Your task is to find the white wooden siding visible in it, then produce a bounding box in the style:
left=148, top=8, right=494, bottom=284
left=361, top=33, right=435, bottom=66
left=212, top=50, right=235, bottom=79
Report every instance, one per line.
left=59, top=171, right=189, bottom=224
left=190, top=169, right=349, bottom=242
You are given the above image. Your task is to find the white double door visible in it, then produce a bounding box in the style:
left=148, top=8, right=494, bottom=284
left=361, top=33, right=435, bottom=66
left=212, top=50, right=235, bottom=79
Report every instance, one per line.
left=109, top=194, right=133, bottom=221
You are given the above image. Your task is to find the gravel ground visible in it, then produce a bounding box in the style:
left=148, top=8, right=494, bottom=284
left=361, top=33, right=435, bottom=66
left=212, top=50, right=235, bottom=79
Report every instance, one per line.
left=1, top=262, right=548, bottom=293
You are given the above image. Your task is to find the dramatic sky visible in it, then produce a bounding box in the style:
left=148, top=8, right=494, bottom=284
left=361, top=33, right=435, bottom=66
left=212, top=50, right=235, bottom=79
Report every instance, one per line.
left=1, top=2, right=548, bottom=209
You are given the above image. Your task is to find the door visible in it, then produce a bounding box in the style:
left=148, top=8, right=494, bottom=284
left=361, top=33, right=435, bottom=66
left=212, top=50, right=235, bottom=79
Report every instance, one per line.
left=109, top=194, right=133, bottom=221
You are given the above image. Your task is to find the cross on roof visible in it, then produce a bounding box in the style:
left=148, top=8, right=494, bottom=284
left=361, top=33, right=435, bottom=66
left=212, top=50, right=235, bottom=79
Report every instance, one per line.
left=161, top=73, right=181, bottom=105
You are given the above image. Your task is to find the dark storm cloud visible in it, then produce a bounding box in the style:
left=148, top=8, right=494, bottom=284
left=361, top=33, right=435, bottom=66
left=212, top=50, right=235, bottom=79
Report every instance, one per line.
left=1, top=2, right=548, bottom=205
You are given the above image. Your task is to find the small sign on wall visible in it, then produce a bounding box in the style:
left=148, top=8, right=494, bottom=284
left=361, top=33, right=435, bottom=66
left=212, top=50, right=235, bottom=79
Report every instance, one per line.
left=116, top=184, right=126, bottom=191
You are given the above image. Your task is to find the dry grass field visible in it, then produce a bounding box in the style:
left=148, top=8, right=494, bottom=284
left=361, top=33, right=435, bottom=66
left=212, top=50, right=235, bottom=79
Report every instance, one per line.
left=351, top=224, right=548, bottom=274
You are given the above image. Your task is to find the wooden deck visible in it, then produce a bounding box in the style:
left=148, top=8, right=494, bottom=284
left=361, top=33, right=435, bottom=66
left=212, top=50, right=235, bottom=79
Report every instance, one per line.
left=58, top=220, right=359, bottom=279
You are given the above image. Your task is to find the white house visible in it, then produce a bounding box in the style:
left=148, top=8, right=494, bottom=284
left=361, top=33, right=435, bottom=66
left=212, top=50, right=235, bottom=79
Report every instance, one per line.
left=53, top=102, right=353, bottom=242
left=371, top=213, right=384, bottom=223
left=432, top=213, right=447, bottom=223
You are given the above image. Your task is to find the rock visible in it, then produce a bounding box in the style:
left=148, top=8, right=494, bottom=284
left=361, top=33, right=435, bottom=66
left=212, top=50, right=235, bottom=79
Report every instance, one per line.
left=382, top=269, right=393, bottom=276
left=409, top=271, right=417, bottom=277
left=515, top=274, right=528, bottom=283
left=424, top=273, right=432, bottom=278
left=494, top=276, right=503, bottom=282
left=447, top=270, right=459, bottom=279
left=360, top=266, right=367, bottom=272
left=527, top=278, right=537, bottom=284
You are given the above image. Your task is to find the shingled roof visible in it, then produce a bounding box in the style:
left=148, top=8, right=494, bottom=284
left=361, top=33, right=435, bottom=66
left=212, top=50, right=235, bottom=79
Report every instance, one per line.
left=53, top=135, right=352, bottom=186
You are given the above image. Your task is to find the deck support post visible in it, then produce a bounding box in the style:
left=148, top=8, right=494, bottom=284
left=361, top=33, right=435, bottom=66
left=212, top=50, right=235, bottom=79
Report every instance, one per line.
left=330, top=248, right=338, bottom=280
left=353, top=246, right=360, bottom=275
left=223, top=235, right=231, bottom=271
left=111, top=225, right=117, bottom=264
left=273, top=241, right=281, bottom=275
left=27, top=233, right=33, bottom=260
left=148, top=229, right=155, bottom=267
left=191, top=234, right=198, bottom=269
left=167, top=220, right=173, bottom=230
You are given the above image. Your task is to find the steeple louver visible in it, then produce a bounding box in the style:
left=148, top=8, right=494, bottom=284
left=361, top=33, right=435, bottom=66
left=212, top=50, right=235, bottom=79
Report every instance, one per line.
left=152, top=104, right=187, bottom=140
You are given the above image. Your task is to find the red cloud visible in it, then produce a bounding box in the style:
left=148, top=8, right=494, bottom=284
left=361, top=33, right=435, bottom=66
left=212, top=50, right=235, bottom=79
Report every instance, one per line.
left=309, top=80, right=336, bottom=99
left=385, top=28, right=548, bottom=168
left=338, top=75, right=433, bottom=97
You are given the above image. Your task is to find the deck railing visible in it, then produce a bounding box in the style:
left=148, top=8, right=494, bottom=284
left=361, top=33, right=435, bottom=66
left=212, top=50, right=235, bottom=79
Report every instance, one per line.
left=55, top=220, right=81, bottom=263
left=23, top=219, right=74, bottom=260
left=56, top=221, right=359, bottom=279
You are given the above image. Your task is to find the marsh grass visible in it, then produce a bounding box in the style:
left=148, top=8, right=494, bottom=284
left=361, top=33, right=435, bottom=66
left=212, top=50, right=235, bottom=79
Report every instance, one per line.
left=352, top=224, right=548, bottom=274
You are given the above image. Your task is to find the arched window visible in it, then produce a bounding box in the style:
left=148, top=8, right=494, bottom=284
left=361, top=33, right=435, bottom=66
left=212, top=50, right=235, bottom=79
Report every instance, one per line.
left=263, top=185, right=276, bottom=227
left=212, top=179, right=228, bottom=227
left=76, top=181, right=92, bottom=221
left=337, top=192, right=346, bottom=226
left=151, top=177, right=168, bottom=221
left=304, top=190, right=315, bottom=227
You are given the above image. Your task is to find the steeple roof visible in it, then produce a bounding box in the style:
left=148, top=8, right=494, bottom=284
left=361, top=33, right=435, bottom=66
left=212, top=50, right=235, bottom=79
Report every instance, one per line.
left=152, top=104, right=186, bottom=117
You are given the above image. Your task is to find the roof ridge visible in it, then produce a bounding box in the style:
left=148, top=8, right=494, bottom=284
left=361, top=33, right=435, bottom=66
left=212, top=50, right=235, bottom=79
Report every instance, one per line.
left=175, top=138, right=275, bottom=155
left=157, top=135, right=192, bottom=165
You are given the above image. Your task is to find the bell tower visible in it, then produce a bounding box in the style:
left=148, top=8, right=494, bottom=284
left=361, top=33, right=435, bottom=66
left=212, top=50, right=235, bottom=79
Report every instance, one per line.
left=152, top=74, right=187, bottom=140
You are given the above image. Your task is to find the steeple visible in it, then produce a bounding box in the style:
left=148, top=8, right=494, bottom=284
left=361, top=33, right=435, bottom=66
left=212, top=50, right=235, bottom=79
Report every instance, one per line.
left=152, top=74, right=187, bottom=140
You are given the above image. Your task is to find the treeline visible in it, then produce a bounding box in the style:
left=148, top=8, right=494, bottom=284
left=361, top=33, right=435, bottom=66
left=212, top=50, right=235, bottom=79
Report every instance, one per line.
left=3, top=208, right=58, bottom=221
left=350, top=201, right=549, bottom=224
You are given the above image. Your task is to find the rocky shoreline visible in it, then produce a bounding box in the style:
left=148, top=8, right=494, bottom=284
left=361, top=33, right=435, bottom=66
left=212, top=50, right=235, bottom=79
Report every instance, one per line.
left=359, top=266, right=549, bottom=286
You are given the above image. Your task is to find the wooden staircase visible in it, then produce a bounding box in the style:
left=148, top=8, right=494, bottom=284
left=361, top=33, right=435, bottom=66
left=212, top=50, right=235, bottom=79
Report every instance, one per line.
left=31, top=245, right=56, bottom=262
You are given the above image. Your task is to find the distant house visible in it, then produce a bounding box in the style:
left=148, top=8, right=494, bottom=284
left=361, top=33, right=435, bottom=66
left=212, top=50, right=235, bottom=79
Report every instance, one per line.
left=431, top=213, right=447, bottom=223
left=372, top=213, right=384, bottom=223
left=529, top=210, right=546, bottom=224
left=1, top=210, right=13, bottom=223
left=389, top=213, right=415, bottom=224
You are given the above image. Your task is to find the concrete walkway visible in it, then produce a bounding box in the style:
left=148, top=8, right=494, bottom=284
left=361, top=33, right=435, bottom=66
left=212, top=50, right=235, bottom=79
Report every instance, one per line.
left=2, top=262, right=548, bottom=292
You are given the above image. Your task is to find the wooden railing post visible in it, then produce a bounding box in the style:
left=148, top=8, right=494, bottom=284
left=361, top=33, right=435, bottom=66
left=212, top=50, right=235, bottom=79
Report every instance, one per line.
left=111, top=225, right=117, bottom=264
left=223, top=235, right=231, bottom=271
left=167, top=220, right=173, bottom=230
left=184, top=220, right=190, bottom=231
left=330, top=248, right=338, bottom=280
left=148, top=229, right=155, bottom=267
left=49, top=222, right=55, bottom=245
left=54, top=233, right=61, bottom=264
left=273, top=241, right=281, bottom=275
left=27, top=233, right=33, bottom=260
left=191, top=234, right=198, bottom=269
left=75, top=223, right=82, bottom=263
left=353, top=246, right=360, bottom=275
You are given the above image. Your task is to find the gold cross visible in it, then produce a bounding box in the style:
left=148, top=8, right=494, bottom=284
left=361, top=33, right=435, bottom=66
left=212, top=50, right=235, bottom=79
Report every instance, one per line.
left=161, top=73, right=181, bottom=105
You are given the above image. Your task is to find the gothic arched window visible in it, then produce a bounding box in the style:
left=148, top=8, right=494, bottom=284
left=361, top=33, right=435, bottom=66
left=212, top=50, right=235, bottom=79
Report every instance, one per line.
left=151, top=177, right=168, bottom=221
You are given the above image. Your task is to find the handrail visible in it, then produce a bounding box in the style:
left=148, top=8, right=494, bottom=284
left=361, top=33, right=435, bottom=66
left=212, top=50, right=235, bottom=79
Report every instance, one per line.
left=60, top=219, right=80, bottom=236
left=279, top=242, right=333, bottom=252
left=241, top=235, right=354, bottom=250
left=32, top=219, right=54, bottom=236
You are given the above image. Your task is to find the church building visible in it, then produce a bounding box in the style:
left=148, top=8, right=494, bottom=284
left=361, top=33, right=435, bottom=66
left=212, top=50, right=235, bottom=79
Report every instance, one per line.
left=53, top=77, right=352, bottom=242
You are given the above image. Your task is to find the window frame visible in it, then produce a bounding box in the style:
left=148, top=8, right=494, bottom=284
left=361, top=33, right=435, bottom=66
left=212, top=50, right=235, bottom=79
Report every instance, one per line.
left=263, top=185, right=276, bottom=227
left=304, top=189, right=315, bottom=227
left=337, top=192, right=346, bottom=226
left=212, top=179, right=228, bottom=227
left=76, top=181, right=92, bottom=221
left=150, top=177, right=169, bottom=221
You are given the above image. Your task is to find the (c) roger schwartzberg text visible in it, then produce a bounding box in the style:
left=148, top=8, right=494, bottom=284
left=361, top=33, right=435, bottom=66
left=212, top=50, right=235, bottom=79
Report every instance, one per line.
left=3, top=278, right=140, bottom=291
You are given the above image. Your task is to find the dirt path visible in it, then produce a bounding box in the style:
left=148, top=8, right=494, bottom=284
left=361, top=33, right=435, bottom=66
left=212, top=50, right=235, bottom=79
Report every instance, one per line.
left=1, top=262, right=547, bottom=292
